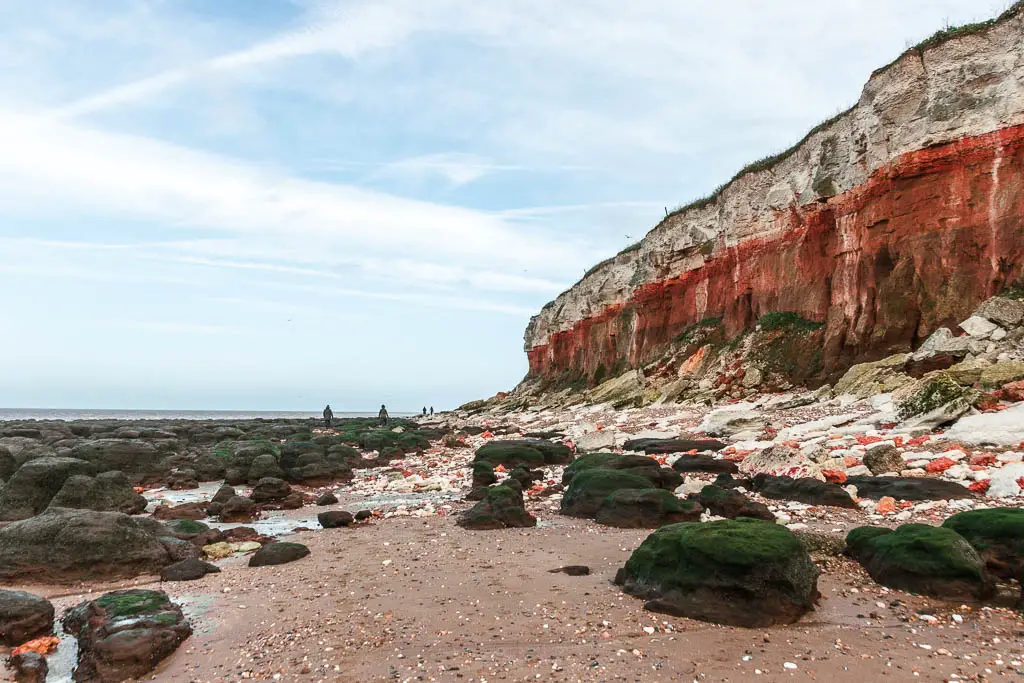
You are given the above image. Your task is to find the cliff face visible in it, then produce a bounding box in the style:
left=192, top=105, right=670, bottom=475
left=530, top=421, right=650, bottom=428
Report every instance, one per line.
left=525, top=8, right=1024, bottom=387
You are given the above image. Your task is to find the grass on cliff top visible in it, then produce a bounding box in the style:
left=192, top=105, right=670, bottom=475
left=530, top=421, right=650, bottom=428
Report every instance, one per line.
left=757, top=312, right=825, bottom=333
left=911, top=1, right=1024, bottom=53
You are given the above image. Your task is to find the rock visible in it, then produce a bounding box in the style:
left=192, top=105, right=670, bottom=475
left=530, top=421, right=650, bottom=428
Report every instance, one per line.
left=699, top=406, right=766, bottom=438
left=595, top=489, right=702, bottom=528
left=979, top=360, right=1024, bottom=389
left=162, top=518, right=211, bottom=540
left=561, top=453, right=681, bottom=489
left=614, top=519, right=819, bottom=627
left=63, top=589, right=191, bottom=683
left=48, top=471, right=147, bottom=515
left=911, top=328, right=969, bottom=361
left=575, top=430, right=618, bottom=452
left=209, top=484, right=236, bottom=506
left=8, top=651, right=47, bottom=683
left=457, top=485, right=537, bottom=530
left=943, top=403, right=1024, bottom=446
left=560, top=469, right=655, bottom=518
left=845, top=525, right=995, bottom=601
left=846, top=475, right=974, bottom=501
left=973, top=296, right=1024, bottom=328
left=166, top=469, right=199, bottom=490
left=152, top=502, right=208, bottom=521
left=738, top=445, right=822, bottom=480
left=587, top=370, right=647, bottom=407
left=191, top=454, right=227, bottom=481
left=748, top=474, right=857, bottom=508
left=160, top=558, right=221, bottom=582
left=248, top=542, right=310, bottom=567
left=960, top=315, right=999, bottom=338
left=671, top=454, right=739, bottom=475
left=986, top=463, right=1024, bottom=498
left=549, top=566, right=590, bottom=576
left=474, top=439, right=572, bottom=467
left=316, top=492, right=339, bottom=506
left=0, top=445, right=16, bottom=481
left=0, top=508, right=174, bottom=581
left=0, top=591, right=54, bottom=646
left=250, top=477, right=292, bottom=503
left=863, top=444, right=905, bottom=475
left=0, top=457, right=96, bottom=521
left=696, top=485, right=775, bottom=520
left=741, top=366, right=764, bottom=388
left=160, top=536, right=201, bottom=562
left=944, top=357, right=993, bottom=385
left=318, top=510, right=355, bottom=528
left=833, top=354, right=911, bottom=398
left=622, top=438, right=726, bottom=454
left=471, top=462, right=499, bottom=488
left=70, top=439, right=174, bottom=481
left=893, top=373, right=973, bottom=424
left=943, top=508, right=1024, bottom=605
left=246, top=453, right=285, bottom=483
left=355, top=510, right=372, bottom=521
left=219, top=496, right=258, bottom=523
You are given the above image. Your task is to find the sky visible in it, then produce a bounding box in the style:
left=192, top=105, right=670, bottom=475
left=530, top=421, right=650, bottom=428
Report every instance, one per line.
left=0, top=0, right=1007, bottom=411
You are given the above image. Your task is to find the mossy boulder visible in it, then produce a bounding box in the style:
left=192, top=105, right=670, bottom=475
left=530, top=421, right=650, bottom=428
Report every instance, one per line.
left=471, top=462, right=499, bottom=488
left=894, top=373, right=970, bottom=421
left=475, top=439, right=572, bottom=467
left=943, top=509, right=1024, bottom=605
left=696, top=485, right=775, bottom=521
left=246, top=453, right=285, bottom=483
left=164, top=518, right=211, bottom=540
left=845, top=524, right=995, bottom=600
left=595, top=489, right=702, bottom=529
left=748, top=474, right=857, bottom=509
left=457, top=485, right=536, bottom=530
left=614, top=519, right=820, bottom=627
left=0, top=457, right=96, bottom=521
left=561, top=453, right=682, bottom=490
left=561, top=469, right=656, bottom=518
left=47, top=471, right=148, bottom=515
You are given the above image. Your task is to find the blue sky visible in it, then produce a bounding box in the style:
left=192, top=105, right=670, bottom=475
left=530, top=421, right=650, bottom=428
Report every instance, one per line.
left=0, top=0, right=1003, bottom=411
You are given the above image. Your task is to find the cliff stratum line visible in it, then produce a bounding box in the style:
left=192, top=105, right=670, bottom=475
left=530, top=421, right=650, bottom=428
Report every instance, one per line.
left=524, top=6, right=1024, bottom=390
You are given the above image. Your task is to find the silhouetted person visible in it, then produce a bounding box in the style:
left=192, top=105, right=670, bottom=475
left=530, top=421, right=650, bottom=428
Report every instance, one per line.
left=429, top=406, right=434, bottom=416
left=378, top=404, right=389, bottom=427
left=422, top=406, right=427, bottom=416
left=323, top=404, right=334, bottom=429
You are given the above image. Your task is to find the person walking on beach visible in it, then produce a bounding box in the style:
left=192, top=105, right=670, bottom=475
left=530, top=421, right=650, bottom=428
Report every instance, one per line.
left=422, top=406, right=427, bottom=416
left=323, top=404, right=334, bottom=429
left=429, top=406, right=434, bottom=416
left=378, top=404, right=389, bottom=427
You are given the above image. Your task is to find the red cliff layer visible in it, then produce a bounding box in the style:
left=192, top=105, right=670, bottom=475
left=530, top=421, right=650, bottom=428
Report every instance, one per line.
left=528, top=124, right=1024, bottom=382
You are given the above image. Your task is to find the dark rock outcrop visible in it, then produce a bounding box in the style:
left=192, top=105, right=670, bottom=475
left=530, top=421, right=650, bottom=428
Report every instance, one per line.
left=594, top=489, right=702, bottom=528
left=749, top=474, right=857, bottom=508
left=160, top=558, right=221, bottom=582
left=0, top=590, right=54, bottom=646
left=943, top=508, right=1024, bottom=606
left=249, top=542, right=310, bottom=567
left=560, top=469, right=655, bottom=518
left=48, top=471, right=147, bottom=515
left=672, top=454, right=739, bottom=475
left=623, top=438, right=726, bottom=454
left=696, top=485, right=774, bottom=521
left=318, top=510, right=355, bottom=528
left=0, top=457, right=96, bottom=521
left=474, top=439, right=573, bottom=467
left=846, top=475, right=975, bottom=501
left=457, top=485, right=537, bottom=530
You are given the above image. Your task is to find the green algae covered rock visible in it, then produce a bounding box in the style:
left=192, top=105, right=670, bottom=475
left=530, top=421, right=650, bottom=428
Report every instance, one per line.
left=457, top=485, right=536, bottom=530
left=474, top=439, right=573, bottom=467
left=561, top=453, right=682, bottom=490
left=614, top=519, right=819, bottom=627
left=943, top=508, right=1024, bottom=606
left=560, top=469, right=655, bottom=518
left=894, top=373, right=969, bottom=421
left=845, top=524, right=995, bottom=600
left=595, top=489, right=702, bottom=529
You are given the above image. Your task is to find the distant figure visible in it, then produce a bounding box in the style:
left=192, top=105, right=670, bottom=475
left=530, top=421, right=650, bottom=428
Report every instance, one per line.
left=378, top=404, right=389, bottom=427
left=429, top=406, right=434, bottom=416
left=323, top=404, right=334, bottom=429
left=422, top=406, right=427, bottom=416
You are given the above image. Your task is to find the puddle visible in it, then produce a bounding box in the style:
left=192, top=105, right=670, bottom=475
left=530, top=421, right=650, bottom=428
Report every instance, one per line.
left=144, top=482, right=247, bottom=511
left=43, top=621, right=77, bottom=683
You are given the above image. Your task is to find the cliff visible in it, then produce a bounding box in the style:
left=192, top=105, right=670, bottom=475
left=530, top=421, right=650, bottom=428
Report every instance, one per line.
left=524, top=4, right=1024, bottom=393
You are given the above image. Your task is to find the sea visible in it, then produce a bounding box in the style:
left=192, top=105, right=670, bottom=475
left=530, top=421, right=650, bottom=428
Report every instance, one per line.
left=0, top=409, right=413, bottom=422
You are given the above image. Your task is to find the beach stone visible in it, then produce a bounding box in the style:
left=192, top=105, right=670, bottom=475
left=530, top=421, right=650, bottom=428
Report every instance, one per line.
left=846, top=475, right=974, bottom=501
left=987, top=463, right=1024, bottom=498
left=0, top=508, right=174, bottom=582
left=8, top=651, right=47, bottom=683
left=316, top=492, right=339, bottom=506
left=614, top=519, right=819, bottom=627
left=748, top=474, right=857, bottom=509
left=166, top=468, right=199, bottom=490
left=973, top=296, right=1024, bottom=328
left=218, top=496, right=258, bottom=522
left=471, top=462, right=498, bottom=488
left=671, top=454, right=738, bottom=475
left=943, top=508, right=1024, bottom=606
left=63, top=589, right=191, bottom=683
left=249, top=542, right=310, bottom=567
left=250, top=477, right=292, bottom=503
left=47, top=471, right=147, bottom=515
left=561, top=469, right=655, bottom=518
left=623, top=438, right=726, bottom=455
left=0, top=457, right=96, bottom=521
left=833, top=354, right=912, bottom=398
left=457, top=485, right=536, bottom=530
left=696, top=485, right=774, bottom=521
left=70, top=439, right=174, bottom=481
left=318, top=510, right=355, bottom=528
left=561, top=453, right=681, bottom=489
left=864, top=444, right=905, bottom=475
left=979, top=360, right=1024, bottom=389
left=159, top=537, right=202, bottom=562
left=210, top=484, right=236, bottom=505
left=0, top=445, right=16, bottom=481
left=355, top=510, right=372, bottom=521
left=738, top=445, right=823, bottom=480
left=845, top=525, right=995, bottom=600
left=699, top=406, right=765, bottom=438
left=162, top=519, right=211, bottom=541
left=160, top=558, right=221, bottom=582
left=575, top=430, right=617, bottom=452
left=191, top=454, right=227, bottom=481
left=960, top=315, right=999, bottom=338
left=0, top=590, right=54, bottom=646
left=595, top=489, right=702, bottom=528
left=247, top=454, right=285, bottom=483
left=152, top=502, right=208, bottom=521
left=475, top=439, right=573, bottom=467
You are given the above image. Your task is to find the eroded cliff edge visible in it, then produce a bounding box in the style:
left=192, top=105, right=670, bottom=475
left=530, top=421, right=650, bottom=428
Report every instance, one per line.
left=524, top=5, right=1024, bottom=393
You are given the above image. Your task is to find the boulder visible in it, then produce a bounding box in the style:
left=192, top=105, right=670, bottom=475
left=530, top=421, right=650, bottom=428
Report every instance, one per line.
left=738, top=445, right=822, bottom=480
left=0, top=508, right=174, bottom=581
left=672, top=455, right=739, bottom=475
left=943, top=403, right=1024, bottom=446
left=594, top=489, right=702, bottom=528
left=162, top=519, right=211, bottom=541
left=70, top=439, right=174, bottom=481
left=845, top=475, right=974, bottom=501
left=979, top=360, right=1024, bottom=389
left=960, top=315, right=999, bottom=338
left=471, top=461, right=499, bottom=488
left=63, top=589, right=191, bottom=682
left=248, top=542, right=310, bottom=567
left=622, top=438, right=726, bottom=454
left=614, top=519, right=819, bottom=627
left=166, top=469, right=199, bottom=490
left=575, top=430, right=618, bottom=452
left=696, top=485, right=774, bottom=521
left=0, top=445, right=16, bottom=482
left=587, top=370, right=647, bottom=407
left=987, top=463, right=1024, bottom=499
left=8, top=651, right=47, bottom=682
left=698, top=406, right=765, bottom=438
left=943, top=508, right=1024, bottom=605
left=748, top=474, right=857, bottom=508
left=945, top=357, right=994, bottom=385
left=561, top=453, right=681, bottom=489
left=0, top=590, right=54, bottom=646
left=893, top=373, right=973, bottom=423
left=560, top=469, right=655, bottom=518
left=833, top=354, right=911, bottom=398
left=863, top=444, right=905, bottom=475
left=219, top=496, right=258, bottom=522
left=318, top=510, right=355, bottom=528
left=250, top=477, right=292, bottom=503
left=457, top=485, right=536, bottom=530
left=474, top=439, right=573, bottom=467
left=152, top=502, right=208, bottom=521
left=0, top=457, right=96, bottom=521
left=191, top=454, right=227, bottom=481
left=973, top=296, right=1024, bottom=329
left=910, top=328, right=969, bottom=362
left=160, top=558, right=221, bottom=582
left=47, top=471, right=147, bottom=515
left=845, top=525, right=995, bottom=601
left=246, top=453, right=285, bottom=483
left=316, top=492, right=339, bottom=506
